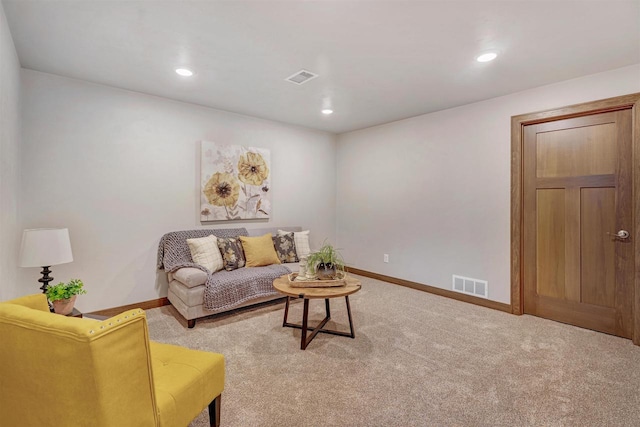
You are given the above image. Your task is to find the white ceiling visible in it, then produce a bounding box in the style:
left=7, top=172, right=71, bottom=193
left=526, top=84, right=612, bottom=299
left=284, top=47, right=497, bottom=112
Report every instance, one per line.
left=4, top=0, right=640, bottom=134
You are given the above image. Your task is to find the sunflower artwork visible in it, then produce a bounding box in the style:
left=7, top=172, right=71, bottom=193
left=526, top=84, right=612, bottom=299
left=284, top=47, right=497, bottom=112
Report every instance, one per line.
left=200, top=141, right=271, bottom=221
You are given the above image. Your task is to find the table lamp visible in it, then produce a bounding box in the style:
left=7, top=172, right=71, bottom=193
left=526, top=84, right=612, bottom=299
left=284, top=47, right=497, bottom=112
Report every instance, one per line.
left=19, top=228, right=74, bottom=293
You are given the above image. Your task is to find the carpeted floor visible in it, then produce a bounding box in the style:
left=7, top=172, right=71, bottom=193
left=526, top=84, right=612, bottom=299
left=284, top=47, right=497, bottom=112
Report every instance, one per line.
left=145, top=274, right=640, bottom=427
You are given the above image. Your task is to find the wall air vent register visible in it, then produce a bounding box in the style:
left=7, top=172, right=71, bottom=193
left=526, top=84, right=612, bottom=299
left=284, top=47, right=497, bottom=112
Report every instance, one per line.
left=452, top=275, right=488, bottom=299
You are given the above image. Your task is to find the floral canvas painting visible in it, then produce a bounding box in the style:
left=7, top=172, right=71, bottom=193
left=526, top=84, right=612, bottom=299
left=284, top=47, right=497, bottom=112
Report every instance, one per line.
left=200, top=141, right=271, bottom=221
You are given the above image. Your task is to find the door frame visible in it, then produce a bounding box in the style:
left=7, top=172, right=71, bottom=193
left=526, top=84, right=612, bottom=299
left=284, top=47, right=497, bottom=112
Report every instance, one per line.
left=511, top=93, right=640, bottom=345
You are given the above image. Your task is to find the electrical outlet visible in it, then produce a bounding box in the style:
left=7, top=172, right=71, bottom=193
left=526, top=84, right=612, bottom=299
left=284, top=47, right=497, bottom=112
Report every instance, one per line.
left=383, top=254, right=389, bottom=263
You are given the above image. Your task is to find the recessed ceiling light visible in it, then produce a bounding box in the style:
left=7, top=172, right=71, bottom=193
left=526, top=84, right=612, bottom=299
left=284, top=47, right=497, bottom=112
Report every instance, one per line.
left=175, top=68, right=194, bottom=77
left=322, top=109, right=334, bottom=115
left=476, top=52, right=498, bottom=63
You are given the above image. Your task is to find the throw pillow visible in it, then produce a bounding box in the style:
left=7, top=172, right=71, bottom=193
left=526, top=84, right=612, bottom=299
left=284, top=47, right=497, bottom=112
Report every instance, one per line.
left=216, top=237, right=246, bottom=271
left=278, top=229, right=310, bottom=259
left=186, top=235, right=223, bottom=272
left=239, top=234, right=282, bottom=267
left=272, top=232, right=299, bottom=263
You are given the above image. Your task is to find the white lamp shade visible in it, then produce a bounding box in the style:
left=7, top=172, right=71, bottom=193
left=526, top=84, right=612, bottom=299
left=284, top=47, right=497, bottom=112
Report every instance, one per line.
left=19, top=228, right=74, bottom=267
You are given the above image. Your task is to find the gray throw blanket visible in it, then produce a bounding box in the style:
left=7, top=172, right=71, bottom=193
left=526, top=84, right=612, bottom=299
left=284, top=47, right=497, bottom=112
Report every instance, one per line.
left=157, top=228, right=291, bottom=311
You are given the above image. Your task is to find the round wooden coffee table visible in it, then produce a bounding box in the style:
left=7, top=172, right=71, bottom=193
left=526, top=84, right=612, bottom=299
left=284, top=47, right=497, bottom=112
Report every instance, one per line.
left=273, top=275, right=361, bottom=350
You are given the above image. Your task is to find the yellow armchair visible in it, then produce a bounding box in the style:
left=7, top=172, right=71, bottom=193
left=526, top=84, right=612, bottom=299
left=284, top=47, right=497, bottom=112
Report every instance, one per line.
left=0, top=294, right=224, bottom=427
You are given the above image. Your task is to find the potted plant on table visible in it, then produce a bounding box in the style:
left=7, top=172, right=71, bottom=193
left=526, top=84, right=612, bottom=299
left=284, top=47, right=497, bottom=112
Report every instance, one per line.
left=45, top=279, right=87, bottom=315
left=306, top=242, right=345, bottom=280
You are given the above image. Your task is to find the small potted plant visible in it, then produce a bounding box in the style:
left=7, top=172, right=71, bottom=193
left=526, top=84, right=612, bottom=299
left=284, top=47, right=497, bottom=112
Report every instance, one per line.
left=45, top=279, right=87, bottom=315
left=306, top=242, right=345, bottom=280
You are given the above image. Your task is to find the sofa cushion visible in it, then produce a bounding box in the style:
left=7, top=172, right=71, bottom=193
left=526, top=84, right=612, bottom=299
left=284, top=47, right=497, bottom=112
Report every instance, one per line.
left=172, top=268, right=208, bottom=288
left=186, top=235, right=223, bottom=272
left=216, top=237, right=246, bottom=271
left=169, top=279, right=206, bottom=306
left=239, top=234, right=281, bottom=267
left=272, top=232, right=299, bottom=263
left=279, top=229, right=310, bottom=259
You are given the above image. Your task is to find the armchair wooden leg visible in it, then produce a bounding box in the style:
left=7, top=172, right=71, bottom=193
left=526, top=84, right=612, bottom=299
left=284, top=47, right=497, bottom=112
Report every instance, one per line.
left=187, top=319, right=196, bottom=328
left=208, top=394, right=221, bottom=427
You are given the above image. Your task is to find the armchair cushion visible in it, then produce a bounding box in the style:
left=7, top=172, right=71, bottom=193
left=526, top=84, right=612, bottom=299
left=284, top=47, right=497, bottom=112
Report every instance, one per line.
left=151, top=342, right=225, bottom=426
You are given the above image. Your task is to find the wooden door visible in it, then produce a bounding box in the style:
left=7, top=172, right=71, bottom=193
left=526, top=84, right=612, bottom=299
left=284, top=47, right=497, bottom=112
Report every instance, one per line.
left=523, top=109, right=634, bottom=338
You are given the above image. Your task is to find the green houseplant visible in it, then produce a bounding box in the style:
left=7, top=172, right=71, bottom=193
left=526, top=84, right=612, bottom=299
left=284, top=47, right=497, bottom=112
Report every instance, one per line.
left=306, top=242, right=345, bottom=280
left=45, top=279, right=87, bottom=315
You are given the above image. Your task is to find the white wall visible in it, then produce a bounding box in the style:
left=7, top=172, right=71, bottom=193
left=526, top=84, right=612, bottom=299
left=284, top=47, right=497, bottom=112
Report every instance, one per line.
left=336, top=64, right=640, bottom=304
left=12, top=60, right=640, bottom=311
left=0, top=2, right=21, bottom=301
left=19, top=70, right=336, bottom=311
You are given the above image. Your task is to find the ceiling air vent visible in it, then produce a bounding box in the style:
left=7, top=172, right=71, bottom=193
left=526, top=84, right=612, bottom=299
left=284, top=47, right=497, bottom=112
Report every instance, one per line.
left=285, top=69, right=319, bottom=85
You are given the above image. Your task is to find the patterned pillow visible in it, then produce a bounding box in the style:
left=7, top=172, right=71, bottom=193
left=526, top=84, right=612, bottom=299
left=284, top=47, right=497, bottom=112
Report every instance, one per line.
left=186, top=234, right=223, bottom=272
left=216, top=237, right=246, bottom=271
left=272, top=232, right=299, bottom=263
left=278, top=229, right=310, bottom=259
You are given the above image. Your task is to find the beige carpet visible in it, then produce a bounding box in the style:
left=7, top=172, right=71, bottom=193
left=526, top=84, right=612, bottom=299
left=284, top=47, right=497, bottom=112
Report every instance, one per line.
left=145, top=275, right=640, bottom=427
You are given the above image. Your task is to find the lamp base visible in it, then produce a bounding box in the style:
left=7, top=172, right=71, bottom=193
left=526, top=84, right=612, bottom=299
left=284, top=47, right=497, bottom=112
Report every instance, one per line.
left=38, top=266, right=55, bottom=312
left=38, top=266, right=54, bottom=293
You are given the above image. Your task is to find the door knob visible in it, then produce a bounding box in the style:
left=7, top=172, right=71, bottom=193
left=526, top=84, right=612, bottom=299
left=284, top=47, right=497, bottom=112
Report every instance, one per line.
left=607, top=230, right=630, bottom=240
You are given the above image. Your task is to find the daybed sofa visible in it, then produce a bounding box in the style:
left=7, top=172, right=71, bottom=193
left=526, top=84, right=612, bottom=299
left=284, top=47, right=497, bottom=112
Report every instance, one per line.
left=157, top=226, right=302, bottom=328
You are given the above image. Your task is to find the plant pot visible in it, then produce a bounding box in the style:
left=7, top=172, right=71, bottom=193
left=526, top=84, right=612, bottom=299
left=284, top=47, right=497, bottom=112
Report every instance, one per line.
left=316, top=262, right=337, bottom=280
left=51, top=295, right=77, bottom=316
